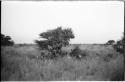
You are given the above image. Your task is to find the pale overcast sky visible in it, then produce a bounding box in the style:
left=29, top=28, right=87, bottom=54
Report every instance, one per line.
left=1, top=1, right=124, bottom=44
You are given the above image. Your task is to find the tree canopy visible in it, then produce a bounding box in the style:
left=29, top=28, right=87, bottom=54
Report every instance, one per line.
left=1, top=34, right=14, bottom=46
left=106, top=40, right=115, bottom=45
left=113, top=33, right=124, bottom=54
left=35, top=27, right=75, bottom=58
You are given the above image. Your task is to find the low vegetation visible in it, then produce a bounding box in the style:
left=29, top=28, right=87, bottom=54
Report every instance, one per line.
left=1, top=28, right=124, bottom=81
left=70, top=46, right=87, bottom=59
left=1, top=44, right=124, bottom=81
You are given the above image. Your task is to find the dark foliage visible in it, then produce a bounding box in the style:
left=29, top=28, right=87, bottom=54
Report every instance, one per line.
left=103, top=54, right=113, bottom=62
left=70, top=46, right=87, bottom=59
left=113, top=34, right=124, bottom=54
left=106, top=40, right=115, bottom=45
left=35, top=27, right=75, bottom=59
left=110, top=69, right=124, bottom=81
left=1, top=34, right=14, bottom=46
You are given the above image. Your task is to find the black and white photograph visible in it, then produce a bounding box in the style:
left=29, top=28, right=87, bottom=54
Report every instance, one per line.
left=1, top=0, right=124, bottom=81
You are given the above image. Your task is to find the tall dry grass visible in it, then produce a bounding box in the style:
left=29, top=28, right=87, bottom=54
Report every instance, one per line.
left=1, top=44, right=124, bottom=81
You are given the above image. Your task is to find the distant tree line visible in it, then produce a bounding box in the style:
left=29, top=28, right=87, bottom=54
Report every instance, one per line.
left=1, top=34, right=14, bottom=46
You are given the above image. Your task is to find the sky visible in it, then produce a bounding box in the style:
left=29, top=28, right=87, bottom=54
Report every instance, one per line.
left=1, top=1, right=124, bottom=44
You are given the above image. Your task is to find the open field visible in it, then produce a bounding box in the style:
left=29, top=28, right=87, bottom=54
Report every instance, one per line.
left=1, top=44, right=124, bottom=81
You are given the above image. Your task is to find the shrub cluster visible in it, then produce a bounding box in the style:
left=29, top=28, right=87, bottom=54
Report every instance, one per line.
left=1, top=34, right=14, bottom=46
left=105, top=40, right=115, bottom=45
left=113, top=34, right=124, bottom=54
left=35, top=27, right=75, bottom=59
left=70, top=46, right=87, bottom=59
left=105, top=33, right=124, bottom=54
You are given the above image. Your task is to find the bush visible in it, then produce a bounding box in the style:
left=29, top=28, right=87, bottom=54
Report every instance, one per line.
left=103, top=54, right=114, bottom=62
left=1, top=34, right=14, bottom=46
left=113, top=34, right=124, bottom=54
left=70, top=46, right=87, bottom=59
left=35, top=27, right=75, bottom=59
left=40, top=50, right=53, bottom=60
left=105, top=40, right=115, bottom=45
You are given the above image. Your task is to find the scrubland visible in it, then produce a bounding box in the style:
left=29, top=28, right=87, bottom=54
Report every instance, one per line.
left=1, top=44, right=124, bottom=81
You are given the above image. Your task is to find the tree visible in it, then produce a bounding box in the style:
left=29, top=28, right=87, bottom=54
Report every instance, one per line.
left=106, top=40, right=115, bottom=45
left=35, top=27, right=75, bottom=58
left=1, top=34, right=14, bottom=46
left=113, top=34, right=124, bottom=54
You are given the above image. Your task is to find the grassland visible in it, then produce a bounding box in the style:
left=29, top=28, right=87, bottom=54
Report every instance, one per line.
left=1, top=44, right=124, bottom=81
